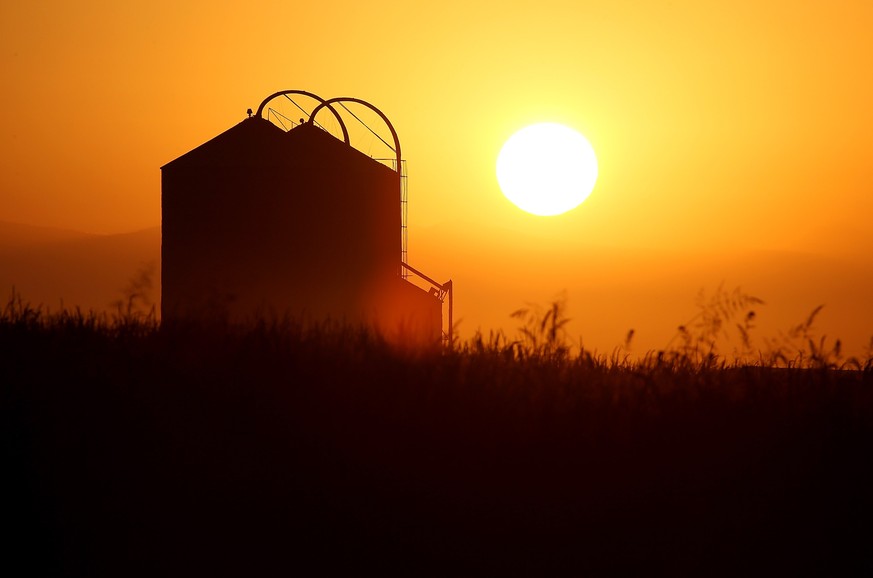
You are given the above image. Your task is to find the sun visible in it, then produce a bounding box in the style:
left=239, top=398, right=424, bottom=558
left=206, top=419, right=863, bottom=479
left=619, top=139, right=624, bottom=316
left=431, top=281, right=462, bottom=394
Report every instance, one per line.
left=496, top=123, right=598, bottom=216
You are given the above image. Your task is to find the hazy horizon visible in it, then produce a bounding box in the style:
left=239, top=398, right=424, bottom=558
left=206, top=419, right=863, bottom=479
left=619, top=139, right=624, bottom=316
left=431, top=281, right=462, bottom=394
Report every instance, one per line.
left=2, top=218, right=870, bottom=359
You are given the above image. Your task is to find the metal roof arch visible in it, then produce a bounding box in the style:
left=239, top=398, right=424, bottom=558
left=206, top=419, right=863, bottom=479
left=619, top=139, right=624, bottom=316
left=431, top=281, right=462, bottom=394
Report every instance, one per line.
left=309, top=97, right=402, bottom=174
left=255, top=90, right=350, bottom=145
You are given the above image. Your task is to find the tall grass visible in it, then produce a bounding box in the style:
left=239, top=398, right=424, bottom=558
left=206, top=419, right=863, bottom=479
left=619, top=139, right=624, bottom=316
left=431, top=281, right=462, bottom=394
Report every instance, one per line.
left=3, top=289, right=873, bottom=575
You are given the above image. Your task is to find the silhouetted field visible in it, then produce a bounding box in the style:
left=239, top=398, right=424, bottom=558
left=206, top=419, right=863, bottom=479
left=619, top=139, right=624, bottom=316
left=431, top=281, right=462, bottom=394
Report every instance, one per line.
left=3, top=300, right=873, bottom=576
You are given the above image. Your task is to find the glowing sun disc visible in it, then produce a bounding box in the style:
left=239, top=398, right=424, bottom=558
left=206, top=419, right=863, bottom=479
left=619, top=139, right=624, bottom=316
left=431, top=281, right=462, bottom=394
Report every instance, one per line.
left=496, top=123, right=598, bottom=216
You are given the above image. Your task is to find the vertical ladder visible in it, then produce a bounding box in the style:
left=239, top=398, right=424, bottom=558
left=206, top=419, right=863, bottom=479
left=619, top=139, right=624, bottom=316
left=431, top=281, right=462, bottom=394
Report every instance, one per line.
left=400, top=159, right=408, bottom=278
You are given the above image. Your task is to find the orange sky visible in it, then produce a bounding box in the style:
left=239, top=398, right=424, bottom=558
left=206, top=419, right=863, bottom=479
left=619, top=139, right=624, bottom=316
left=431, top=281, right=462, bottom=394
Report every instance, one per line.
left=2, top=1, right=872, bottom=355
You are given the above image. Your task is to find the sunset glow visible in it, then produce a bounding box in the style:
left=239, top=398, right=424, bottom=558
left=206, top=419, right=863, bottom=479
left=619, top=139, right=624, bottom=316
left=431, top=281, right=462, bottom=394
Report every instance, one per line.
left=4, top=2, right=873, bottom=572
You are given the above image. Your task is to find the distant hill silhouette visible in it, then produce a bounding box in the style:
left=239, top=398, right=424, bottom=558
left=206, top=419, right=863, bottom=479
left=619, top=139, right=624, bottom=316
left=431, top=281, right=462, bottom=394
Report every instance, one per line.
left=0, top=220, right=94, bottom=248
left=0, top=221, right=160, bottom=313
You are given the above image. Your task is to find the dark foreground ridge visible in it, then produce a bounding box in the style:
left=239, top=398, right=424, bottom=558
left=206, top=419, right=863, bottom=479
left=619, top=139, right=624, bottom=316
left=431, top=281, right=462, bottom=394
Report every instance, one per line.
left=3, top=311, right=873, bottom=576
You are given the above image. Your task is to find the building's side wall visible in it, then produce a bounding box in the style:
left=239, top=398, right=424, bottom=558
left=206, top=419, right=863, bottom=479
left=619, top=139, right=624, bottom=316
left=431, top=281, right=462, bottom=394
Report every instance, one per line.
left=162, top=165, right=282, bottom=320
left=270, top=128, right=401, bottom=316
left=162, top=121, right=404, bottom=327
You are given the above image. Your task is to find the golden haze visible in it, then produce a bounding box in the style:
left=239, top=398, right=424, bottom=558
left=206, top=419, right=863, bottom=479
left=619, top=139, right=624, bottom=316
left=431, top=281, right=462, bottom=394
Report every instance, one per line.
left=1, top=1, right=872, bottom=355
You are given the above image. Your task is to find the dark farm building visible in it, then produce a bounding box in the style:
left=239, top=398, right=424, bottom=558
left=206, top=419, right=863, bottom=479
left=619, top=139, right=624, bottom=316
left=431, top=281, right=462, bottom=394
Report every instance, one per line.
left=161, top=92, right=450, bottom=345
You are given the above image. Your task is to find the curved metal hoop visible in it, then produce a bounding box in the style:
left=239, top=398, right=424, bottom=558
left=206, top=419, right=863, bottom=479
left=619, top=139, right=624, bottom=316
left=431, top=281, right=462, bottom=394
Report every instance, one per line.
left=309, top=97, right=402, bottom=174
left=255, top=90, right=350, bottom=145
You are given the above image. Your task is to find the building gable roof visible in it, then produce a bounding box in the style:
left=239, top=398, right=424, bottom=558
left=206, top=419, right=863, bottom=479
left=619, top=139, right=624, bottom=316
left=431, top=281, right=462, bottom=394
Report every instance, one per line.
left=162, top=117, right=288, bottom=170
left=162, top=117, right=396, bottom=178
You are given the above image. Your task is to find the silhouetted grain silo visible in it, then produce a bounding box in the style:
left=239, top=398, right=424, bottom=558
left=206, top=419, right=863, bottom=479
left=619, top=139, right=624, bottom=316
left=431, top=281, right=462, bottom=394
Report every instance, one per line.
left=161, top=90, right=451, bottom=345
